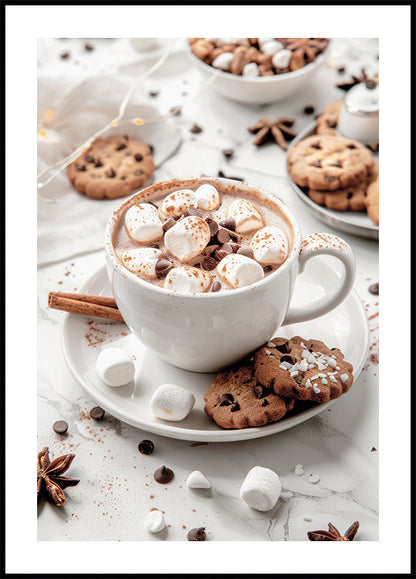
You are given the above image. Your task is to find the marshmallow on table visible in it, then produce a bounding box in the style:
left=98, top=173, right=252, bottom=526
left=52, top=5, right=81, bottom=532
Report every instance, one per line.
left=261, top=40, right=283, bottom=55
left=96, top=348, right=135, bottom=387
left=144, top=510, right=166, bottom=534
left=250, top=226, right=288, bottom=265
left=272, top=49, right=292, bottom=69
left=194, top=184, right=220, bottom=211
left=186, top=471, right=211, bottom=489
left=164, top=266, right=212, bottom=294
left=164, top=216, right=210, bottom=262
left=240, top=466, right=281, bottom=511
left=160, top=189, right=197, bottom=218
left=125, top=203, right=163, bottom=242
left=227, top=199, right=264, bottom=233
left=217, top=254, right=264, bottom=289
left=121, top=248, right=162, bottom=278
left=242, top=62, right=259, bottom=77
left=212, top=52, right=234, bottom=71
left=150, top=383, right=196, bottom=421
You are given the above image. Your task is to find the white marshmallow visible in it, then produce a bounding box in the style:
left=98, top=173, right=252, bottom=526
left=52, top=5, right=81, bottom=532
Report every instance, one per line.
left=125, top=203, right=163, bottom=242
left=227, top=199, right=264, bottom=233
left=215, top=38, right=250, bottom=46
left=258, top=38, right=274, bottom=50
left=240, top=466, right=281, bottom=511
left=261, top=40, right=283, bottom=55
left=160, top=189, right=197, bottom=218
left=150, top=383, right=196, bottom=421
left=121, top=248, right=162, bottom=278
left=164, top=266, right=212, bottom=294
left=186, top=471, right=211, bottom=489
left=144, top=510, right=166, bottom=534
left=212, top=52, right=234, bottom=71
left=217, top=254, right=264, bottom=289
left=194, top=184, right=220, bottom=211
left=242, top=62, right=259, bottom=77
left=272, top=49, right=292, bottom=69
left=250, top=226, right=288, bottom=265
left=164, top=216, right=210, bottom=262
left=96, top=347, right=135, bottom=387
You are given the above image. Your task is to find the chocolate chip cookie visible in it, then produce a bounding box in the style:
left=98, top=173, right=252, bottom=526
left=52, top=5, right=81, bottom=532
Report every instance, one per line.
left=287, top=135, right=374, bottom=191
left=254, top=337, right=354, bottom=404
left=67, top=135, right=154, bottom=199
left=365, top=177, right=379, bottom=225
left=204, top=362, right=294, bottom=429
left=316, top=101, right=343, bottom=136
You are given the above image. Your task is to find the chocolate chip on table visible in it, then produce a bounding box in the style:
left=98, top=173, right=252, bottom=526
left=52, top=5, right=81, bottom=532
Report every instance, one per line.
left=216, top=228, right=231, bottom=244
left=53, top=420, right=68, bottom=435
left=134, top=153, right=143, bottom=162
left=202, top=256, right=217, bottom=271
left=303, top=105, right=315, bottom=115
left=60, top=51, right=70, bottom=59
left=154, top=465, right=174, bottom=484
left=187, top=527, right=206, bottom=541
left=106, top=169, right=116, bottom=178
left=155, top=259, right=173, bottom=278
left=90, top=406, right=105, bottom=421
left=337, top=66, right=346, bottom=73
left=190, top=123, right=203, bottom=134
left=369, top=283, right=379, bottom=295
left=222, top=148, right=234, bottom=158
left=219, top=217, right=236, bottom=231
left=138, top=440, right=154, bottom=455
left=219, top=393, right=234, bottom=406
left=149, top=90, right=159, bottom=97
left=162, top=218, right=176, bottom=232
left=211, top=281, right=222, bottom=292
left=237, top=246, right=254, bottom=259
left=170, top=106, right=182, bottom=116
left=84, top=43, right=94, bottom=51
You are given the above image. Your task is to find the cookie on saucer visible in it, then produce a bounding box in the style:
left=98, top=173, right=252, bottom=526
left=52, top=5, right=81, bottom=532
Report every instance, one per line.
left=365, top=177, right=379, bottom=225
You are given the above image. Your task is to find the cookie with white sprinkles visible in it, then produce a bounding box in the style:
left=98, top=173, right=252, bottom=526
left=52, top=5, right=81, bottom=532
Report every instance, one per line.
left=254, top=336, right=353, bottom=404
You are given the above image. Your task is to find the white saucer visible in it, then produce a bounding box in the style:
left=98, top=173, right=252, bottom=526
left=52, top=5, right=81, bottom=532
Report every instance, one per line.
left=62, top=262, right=369, bottom=442
left=287, top=123, right=379, bottom=240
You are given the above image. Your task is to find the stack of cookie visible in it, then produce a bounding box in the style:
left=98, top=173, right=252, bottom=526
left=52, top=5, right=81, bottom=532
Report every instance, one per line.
left=204, top=336, right=353, bottom=430
left=287, top=133, right=379, bottom=225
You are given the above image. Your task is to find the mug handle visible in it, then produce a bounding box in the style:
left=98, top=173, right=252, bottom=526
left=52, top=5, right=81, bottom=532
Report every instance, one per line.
left=282, top=232, right=356, bottom=326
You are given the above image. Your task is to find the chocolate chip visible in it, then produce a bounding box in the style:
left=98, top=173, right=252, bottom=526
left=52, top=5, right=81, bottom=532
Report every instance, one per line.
left=84, top=43, right=94, bottom=51
left=94, top=159, right=103, bottom=168
left=202, top=256, right=217, bottom=271
left=311, top=141, right=322, bottom=150
left=60, top=51, right=70, bottom=59
left=154, top=465, right=174, bottom=484
left=53, top=420, right=68, bottom=434
left=219, top=393, right=234, bottom=406
left=138, top=440, right=154, bottom=455
left=369, top=282, right=379, bottom=295
left=190, top=123, right=203, bottom=134
left=162, top=218, right=176, bottom=232
left=90, top=406, right=105, bottom=421
left=147, top=144, right=154, bottom=154
left=106, top=168, right=116, bottom=178
left=254, top=385, right=270, bottom=399
left=187, top=527, right=206, bottom=541
left=193, top=262, right=201, bottom=268
left=219, top=217, right=236, bottom=231
left=76, top=163, right=86, bottom=171
left=281, top=355, right=295, bottom=364
left=331, top=347, right=338, bottom=351
left=230, top=402, right=240, bottom=412
left=230, top=243, right=240, bottom=253
left=347, top=192, right=353, bottom=199
left=326, top=119, right=337, bottom=128
left=217, top=169, right=244, bottom=181
left=365, top=79, right=377, bottom=90
left=263, top=265, right=273, bottom=272
left=337, top=66, right=346, bottom=73
left=310, top=160, right=322, bottom=168
left=132, top=152, right=143, bottom=162
left=346, top=143, right=357, bottom=149
left=85, top=154, right=95, bottom=163
left=215, top=246, right=232, bottom=261
left=212, top=281, right=222, bottom=292
left=155, top=259, right=173, bottom=278
left=324, top=175, right=337, bottom=182
left=207, top=220, right=219, bottom=237
left=149, top=90, right=159, bottom=97
left=260, top=399, right=269, bottom=406
left=275, top=342, right=290, bottom=353
left=222, top=148, right=234, bottom=158
left=216, top=228, right=230, bottom=244
left=116, top=143, right=127, bottom=151
left=237, top=246, right=254, bottom=259
left=186, top=207, right=205, bottom=218
left=134, top=169, right=144, bottom=176
left=170, top=106, right=182, bottom=116
left=367, top=142, right=379, bottom=153
left=303, top=105, right=315, bottom=115
left=294, top=374, right=303, bottom=385
left=329, top=160, right=343, bottom=167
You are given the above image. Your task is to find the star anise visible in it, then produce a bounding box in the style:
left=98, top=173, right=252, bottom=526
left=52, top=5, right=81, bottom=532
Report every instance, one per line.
left=337, top=68, right=378, bottom=91
left=248, top=117, right=297, bottom=150
left=308, top=521, right=359, bottom=541
left=37, top=447, right=80, bottom=507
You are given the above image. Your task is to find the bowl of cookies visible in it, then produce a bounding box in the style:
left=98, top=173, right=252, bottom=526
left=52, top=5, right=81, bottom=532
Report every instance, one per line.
left=187, top=38, right=330, bottom=104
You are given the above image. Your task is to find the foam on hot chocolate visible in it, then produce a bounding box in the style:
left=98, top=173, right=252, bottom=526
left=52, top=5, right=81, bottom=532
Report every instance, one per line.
left=111, top=178, right=293, bottom=293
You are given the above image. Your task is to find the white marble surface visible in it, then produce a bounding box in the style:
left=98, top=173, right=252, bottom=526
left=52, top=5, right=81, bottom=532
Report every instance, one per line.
left=37, top=38, right=379, bottom=541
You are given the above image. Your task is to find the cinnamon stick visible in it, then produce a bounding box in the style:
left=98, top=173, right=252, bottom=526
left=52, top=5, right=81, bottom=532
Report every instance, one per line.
left=48, top=292, right=124, bottom=322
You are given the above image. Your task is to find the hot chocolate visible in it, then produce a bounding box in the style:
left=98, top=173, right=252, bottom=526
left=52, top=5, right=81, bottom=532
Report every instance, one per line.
left=111, top=178, right=293, bottom=294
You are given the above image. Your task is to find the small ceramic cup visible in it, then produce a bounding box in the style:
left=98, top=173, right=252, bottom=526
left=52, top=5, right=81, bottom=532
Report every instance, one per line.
left=105, top=177, right=356, bottom=372
left=337, top=82, right=379, bottom=144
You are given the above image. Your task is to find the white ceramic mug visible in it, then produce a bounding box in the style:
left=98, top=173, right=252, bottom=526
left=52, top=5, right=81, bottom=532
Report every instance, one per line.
left=105, top=177, right=356, bottom=372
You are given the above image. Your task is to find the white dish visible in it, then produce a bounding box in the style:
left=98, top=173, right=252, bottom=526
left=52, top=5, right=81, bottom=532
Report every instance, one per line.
left=287, top=123, right=379, bottom=240
left=186, top=42, right=328, bottom=105
left=62, top=263, right=369, bottom=442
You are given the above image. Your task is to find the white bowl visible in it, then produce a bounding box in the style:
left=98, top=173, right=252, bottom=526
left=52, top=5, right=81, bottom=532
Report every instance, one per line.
left=186, top=42, right=329, bottom=105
